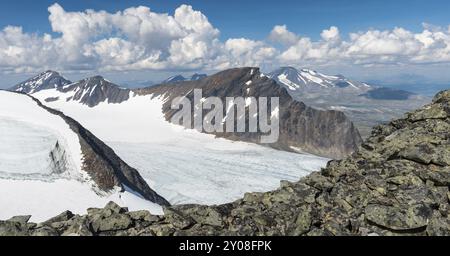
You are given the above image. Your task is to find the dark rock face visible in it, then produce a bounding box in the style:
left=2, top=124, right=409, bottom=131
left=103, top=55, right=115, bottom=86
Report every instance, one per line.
left=10, top=71, right=72, bottom=94
left=28, top=94, right=169, bottom=206
left=61, top=76, right=131, bottom=107
left=137, top=68, right=362, bottom=159
left=6, top=89, right=448, bottom=236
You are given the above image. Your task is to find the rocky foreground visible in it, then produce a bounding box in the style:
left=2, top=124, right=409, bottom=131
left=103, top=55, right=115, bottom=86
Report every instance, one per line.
left=1, top=90, right=449, bottom=236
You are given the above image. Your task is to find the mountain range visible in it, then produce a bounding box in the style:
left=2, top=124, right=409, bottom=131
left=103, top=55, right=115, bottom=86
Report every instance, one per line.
left=5, top=68, right=346, bottom=217
left=3, top=66, right=436, bottom=224
left=11, top=68, right=362, bottom=159
left=2, top=88, right=448, bottom=236
left=267, top=67, right=431, bottom=138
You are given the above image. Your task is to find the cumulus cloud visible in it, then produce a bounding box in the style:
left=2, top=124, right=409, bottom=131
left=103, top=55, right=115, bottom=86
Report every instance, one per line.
left=1, top=3, right=450, bottom=75
left=321, top=26, right=340, bottom=41
left=0, top=3, right=278, bottom=73
left=276, top=24, right=450, bottom=67
left=268, top=25, right=299, bottom=46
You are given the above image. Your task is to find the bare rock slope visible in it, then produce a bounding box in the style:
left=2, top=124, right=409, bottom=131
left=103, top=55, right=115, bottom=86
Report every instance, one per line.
left=138, top=68, right=362, bottom=159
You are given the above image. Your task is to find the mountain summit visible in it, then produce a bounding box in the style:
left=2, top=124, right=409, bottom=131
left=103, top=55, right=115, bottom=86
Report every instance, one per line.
left=59, top=76, right=131, bottom=107
left=10, top=71, right=72, bottom=94
left=268, top=67, right=371, bottom=91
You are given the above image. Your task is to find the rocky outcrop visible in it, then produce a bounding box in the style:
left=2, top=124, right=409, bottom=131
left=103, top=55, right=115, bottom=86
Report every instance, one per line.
left=137, top=68, right=362, bottom=159
left=28, top=93, right=169, bottom=206
left=4, top=89, right=448, bottom=236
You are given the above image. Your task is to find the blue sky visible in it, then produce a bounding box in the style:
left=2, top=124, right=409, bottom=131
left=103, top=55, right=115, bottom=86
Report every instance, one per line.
left=1, top=0, right=450, bottom=88
left=2, top=0, right=450, bottom=40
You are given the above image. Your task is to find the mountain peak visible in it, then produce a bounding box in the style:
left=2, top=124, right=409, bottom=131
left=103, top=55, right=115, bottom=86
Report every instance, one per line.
left=268, top=66, right=371, bottom=91
left=59, top=75, right=130, bottom=107
left=163, top=75, right=186, bottom=84
left=9, top=70, right=72, bottom=94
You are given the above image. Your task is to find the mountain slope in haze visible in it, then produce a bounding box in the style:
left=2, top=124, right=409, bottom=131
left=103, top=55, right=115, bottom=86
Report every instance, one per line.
left=162, top=73, right=208, bottom=84
left=360, top=87, right=416, bottom=100
left=7, top=89, right=449, bottom=236
left=138, top=67, right=362, bottom=159
left=10, top=71, right=72, bottom=94
left=0, top=90, right=168, bottom=221
left=268, top=67, right=371, bottom=92
left=268, top=67, right=431, bottom=138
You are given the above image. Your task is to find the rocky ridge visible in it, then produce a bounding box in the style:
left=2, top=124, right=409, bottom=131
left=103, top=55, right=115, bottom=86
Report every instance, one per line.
left=138, top=67, right=362, bottom=159
left=10, top=68, right=361, bottom=159
left=2, top=89, right=448, bottom=236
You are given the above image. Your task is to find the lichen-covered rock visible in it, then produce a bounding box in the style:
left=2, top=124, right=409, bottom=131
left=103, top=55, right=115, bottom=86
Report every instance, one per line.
left=365, top=204, right=432, bottom=231
left=0, top=221, right=29, bottom=236
left=7, top=215, right=31, bottom=224
left=90, top=213, right=132, bottom=233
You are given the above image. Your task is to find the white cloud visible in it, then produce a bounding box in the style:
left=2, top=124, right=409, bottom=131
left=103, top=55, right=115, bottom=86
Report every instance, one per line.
left=321, top=26, right=340, bottom=41
left=1, top=3, right=450, bottom=77
left=268, top=25, right=299, bottom=46
left=277, top=24, right=450, bottom=67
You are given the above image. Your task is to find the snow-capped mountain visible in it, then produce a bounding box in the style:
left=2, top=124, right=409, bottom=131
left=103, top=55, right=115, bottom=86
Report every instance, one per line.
left=267, top=67, right=430, bottom=139
left=17, top=68, right=349, bottom=206
left=10, top=70, right=72, bottom=94
left=163, top=75, right=187, bottom=84
left=139, top=67, right=362, bottom=159
left=162, top=73, right=208, bottom=84
left=58, top=76, right=131, bottom=107
left=268, top=67, right=371, bottom=91
left=0, top=90, right=167, bottom=221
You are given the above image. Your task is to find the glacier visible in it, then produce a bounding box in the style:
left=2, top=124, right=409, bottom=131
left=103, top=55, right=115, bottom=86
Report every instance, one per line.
left=0, top=91, right=163, bottom=222
left=33, top=90, right=330, bottom=206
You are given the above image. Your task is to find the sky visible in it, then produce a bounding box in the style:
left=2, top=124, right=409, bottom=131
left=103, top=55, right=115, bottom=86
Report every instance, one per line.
left=1, top=0, right=450, bottom=88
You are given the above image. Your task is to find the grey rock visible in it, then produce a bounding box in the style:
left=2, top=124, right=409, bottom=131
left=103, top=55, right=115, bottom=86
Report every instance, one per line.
left=90, top=213, right=133, bottom=233
left=365, top=204, right=432, bottom=232
left=0, top=221, right=29, bottom=236
left=163, top=208, right=195, bottom=230
left=43, top=210, right=74, bottom=224
left=7, top=215, right=31, bottom=224
left=31, top=225, right=59, bottom=236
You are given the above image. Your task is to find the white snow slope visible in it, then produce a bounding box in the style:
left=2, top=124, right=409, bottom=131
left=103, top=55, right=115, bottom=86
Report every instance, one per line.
left=0, top=91, right=162, bottom=222
left=33, top=89, right=329, bottom=206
